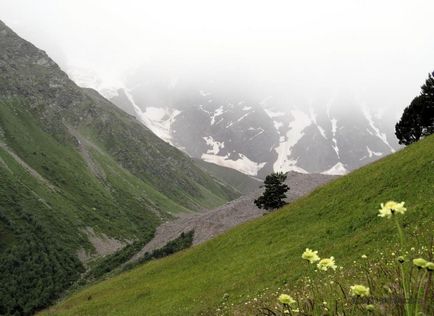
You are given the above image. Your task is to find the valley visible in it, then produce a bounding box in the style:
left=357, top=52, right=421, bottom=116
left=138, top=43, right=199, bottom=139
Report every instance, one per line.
left=0, top=3, right=433, bottom=315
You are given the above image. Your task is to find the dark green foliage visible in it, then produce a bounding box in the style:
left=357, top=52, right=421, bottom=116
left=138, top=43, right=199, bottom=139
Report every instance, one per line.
left=140, top=231, right=194, bottom=263
left=0, top=18, right=239, bottom=316
left=396, top=71, right=434, bottom=145
left=85, top=234, right=154, bottom=281
left=0, top=204, right=84, bottom=316
left=254, top=172, right=289, bottom=210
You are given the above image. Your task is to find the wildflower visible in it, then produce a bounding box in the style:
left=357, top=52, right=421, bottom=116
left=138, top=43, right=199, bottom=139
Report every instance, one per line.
left=413, top=258, right=428, bottom=269
left=410, top=247, right=415, bottom=251
left=350, top=284, right=370, bottom=297
left=317, top=257, right=337, bottom=271
left=302, top=248, right=320, bottom=264
left=378, top=201, right=407, bottom=219
left=425, top=262, right=434, bottom=271
left=397, top=256, right=405, bottom=263
left=361, top=254, right=367, bottom=259
left=278, top=294, right=296, bottom=305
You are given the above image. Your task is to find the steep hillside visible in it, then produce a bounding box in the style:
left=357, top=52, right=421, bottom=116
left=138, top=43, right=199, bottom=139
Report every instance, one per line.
left=128, top=172, right=336, bottom=262
left=0, top=20, right=238, bottom=314
left=44, top=135, right=434, bottom=315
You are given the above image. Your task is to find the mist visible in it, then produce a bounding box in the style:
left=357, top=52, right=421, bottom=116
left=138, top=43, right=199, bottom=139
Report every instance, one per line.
left=1, top=0, right=433, bottom=114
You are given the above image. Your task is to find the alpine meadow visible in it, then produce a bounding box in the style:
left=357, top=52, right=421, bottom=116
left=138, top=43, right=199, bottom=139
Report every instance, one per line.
left=0, top=1, right=434, bottom=316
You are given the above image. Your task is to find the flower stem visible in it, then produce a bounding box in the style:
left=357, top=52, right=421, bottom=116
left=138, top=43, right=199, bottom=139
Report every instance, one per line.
left=414, top=270, right=427, bottom=316
left=394, top=216, right=405, bottom=247
left=394, top=216, right=410, bottom=316
left=399, top=264, right=410, bottom=316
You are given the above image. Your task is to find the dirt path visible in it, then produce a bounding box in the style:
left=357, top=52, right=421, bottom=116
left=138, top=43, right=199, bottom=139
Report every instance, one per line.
left=130, top=172, right=338, bottom=262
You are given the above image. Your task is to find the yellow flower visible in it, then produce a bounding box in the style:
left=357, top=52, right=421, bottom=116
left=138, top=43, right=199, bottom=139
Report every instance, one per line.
left=426, top=262, right=434, bottom=271
left=378, top=201, right=407, bottom=219
left=317, top=257, right=337, bottom=271
left=278, top=294, right=296, bottom=305
left=413, top=258, right=428, bottom=269
left=350, top=284, right=370, bottom=297
left=302, top=248, right=320, bottom=264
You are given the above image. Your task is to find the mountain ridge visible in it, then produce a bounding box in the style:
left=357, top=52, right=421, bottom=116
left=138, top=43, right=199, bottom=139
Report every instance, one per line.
left=0, top=19, right=239, bottom=314
left=68, top=71, right=401, bottom=177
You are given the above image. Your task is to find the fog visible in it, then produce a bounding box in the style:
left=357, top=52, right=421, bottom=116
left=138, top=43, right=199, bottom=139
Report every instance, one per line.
left=1, top=0, right=433, bottom=113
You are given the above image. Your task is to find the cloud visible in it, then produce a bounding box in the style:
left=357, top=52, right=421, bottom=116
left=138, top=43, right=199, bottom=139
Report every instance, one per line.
left=1, top=0, right=433, bottom=112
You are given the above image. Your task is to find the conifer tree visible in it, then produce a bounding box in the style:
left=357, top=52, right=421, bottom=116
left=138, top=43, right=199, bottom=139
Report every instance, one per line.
left=254, top=172, right=289, bottom=210
left=396, top=71, right=434, bottom=145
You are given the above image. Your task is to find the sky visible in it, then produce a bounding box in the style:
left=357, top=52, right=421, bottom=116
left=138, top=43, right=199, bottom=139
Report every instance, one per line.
left=1, top=0, right=433, bottom=113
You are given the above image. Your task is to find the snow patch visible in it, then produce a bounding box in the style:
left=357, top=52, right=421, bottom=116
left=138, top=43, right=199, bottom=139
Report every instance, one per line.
left=211, top=106, right=224, bottom=125
left=309, top=107, right=327, bottom=139
left=366, top=146, right=383, bottom=158
left=203, top=136, right=224, bottom=155
left=331, top=118, right=338, bottom=134
left=236, top=113, right=250, bottom=122
left=330, top=118, right=340, bottom=159
left=321, top=162, right=348, bottom=175
left=124, top=90, right=179, bottom=144
left=273, top=120, right=283, bottom=130
left=264, top=108, right=285, bottom=118
left=201, top=153, right=265, bottom=176
left=363, top=107, right=395, bottom=153
left=273, top=110, right=312, bottom=173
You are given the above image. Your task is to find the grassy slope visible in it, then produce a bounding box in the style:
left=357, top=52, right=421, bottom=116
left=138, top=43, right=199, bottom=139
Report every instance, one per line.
left=0, top=98, right=164, bottom=242
left=0, top=98, right=230, bottom=313
left=44, top=135, right=434, bottom=315
left=0, top=19, right=240, bottom=313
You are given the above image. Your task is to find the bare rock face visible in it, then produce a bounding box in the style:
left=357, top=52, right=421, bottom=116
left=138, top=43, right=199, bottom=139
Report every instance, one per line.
left=130, top=172, right=337, bottom=262
left=77, top=227, right=131, bottom=264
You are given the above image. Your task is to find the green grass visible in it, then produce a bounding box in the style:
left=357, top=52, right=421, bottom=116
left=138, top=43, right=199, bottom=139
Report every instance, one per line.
left=42, top=135, right=434, bottom=315
left=0, top=21, right=240, bottom=314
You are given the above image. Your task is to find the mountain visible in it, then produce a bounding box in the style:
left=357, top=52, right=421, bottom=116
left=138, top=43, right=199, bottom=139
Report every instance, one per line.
left=75, top=72, right=401, bottom=178
left=192, top=159, right=262, bottom=195
left=0, top=20, right=239, bottom=315
left=43, top=134, right=434, bottom=316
